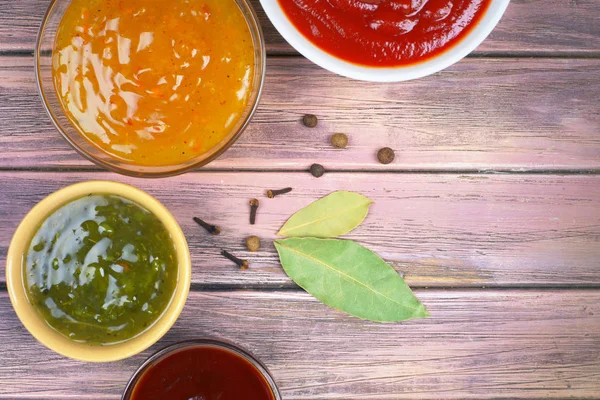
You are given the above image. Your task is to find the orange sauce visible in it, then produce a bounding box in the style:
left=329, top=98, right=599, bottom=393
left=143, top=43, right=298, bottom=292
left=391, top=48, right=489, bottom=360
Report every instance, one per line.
left=53, top=0, right=255, bottom=166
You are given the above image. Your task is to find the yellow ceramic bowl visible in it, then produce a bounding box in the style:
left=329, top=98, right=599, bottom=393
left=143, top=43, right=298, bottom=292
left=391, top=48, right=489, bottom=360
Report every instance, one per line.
left=6, top=181, right=191, bottom=362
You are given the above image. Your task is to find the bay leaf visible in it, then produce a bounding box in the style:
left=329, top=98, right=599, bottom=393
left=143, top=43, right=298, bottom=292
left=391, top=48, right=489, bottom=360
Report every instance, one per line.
left=274, top=238, right=429, bottom=322
left=278, top=191, right=373, bottom=238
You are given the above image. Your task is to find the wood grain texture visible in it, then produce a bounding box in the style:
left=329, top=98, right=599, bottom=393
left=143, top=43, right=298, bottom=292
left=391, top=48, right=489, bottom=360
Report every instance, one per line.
left=0, top=289, right=598, bottom=399
left=1, top=171, right=599, bottom=288
left=1, top=0, right=599, bottom=55
left=1, top=56, right=599, bottom=171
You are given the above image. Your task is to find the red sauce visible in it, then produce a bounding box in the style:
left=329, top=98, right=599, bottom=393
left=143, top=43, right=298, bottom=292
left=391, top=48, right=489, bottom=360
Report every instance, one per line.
left=130, top=345, right=276, bottom=400
left=277, top=0, right=492, bottom=67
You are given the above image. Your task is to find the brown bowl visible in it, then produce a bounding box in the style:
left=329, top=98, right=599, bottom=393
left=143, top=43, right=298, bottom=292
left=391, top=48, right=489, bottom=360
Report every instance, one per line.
left=122, top=339, right=282, bottom=399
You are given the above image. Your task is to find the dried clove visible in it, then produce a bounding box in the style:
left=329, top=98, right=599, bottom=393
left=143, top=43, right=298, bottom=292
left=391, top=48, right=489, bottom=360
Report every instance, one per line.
left=266, top=187, right=292, bottom=198
left=193, top=217, right=221, bottom=235
left=221, top=250, right=248, bottom=270
left=249, top=198, right=259, bottom=225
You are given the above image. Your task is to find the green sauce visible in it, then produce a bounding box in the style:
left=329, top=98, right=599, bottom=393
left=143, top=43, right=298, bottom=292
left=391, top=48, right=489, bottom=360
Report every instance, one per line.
left=25, top=195, right=178, bottom=344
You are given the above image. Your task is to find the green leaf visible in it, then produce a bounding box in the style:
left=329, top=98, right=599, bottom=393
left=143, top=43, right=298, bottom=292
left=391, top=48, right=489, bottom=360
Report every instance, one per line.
left=274, top=238, right=429, bottom=322
left=278, top=191, right=373, bottom=238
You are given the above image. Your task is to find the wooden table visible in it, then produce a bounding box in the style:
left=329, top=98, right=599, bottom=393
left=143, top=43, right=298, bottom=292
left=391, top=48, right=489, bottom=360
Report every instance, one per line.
left=1, top=1, right=599, bottom=399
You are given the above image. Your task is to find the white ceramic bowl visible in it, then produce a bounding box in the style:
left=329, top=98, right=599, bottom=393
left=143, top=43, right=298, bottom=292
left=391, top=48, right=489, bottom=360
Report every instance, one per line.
left=259, top=0, right=510, bottom=82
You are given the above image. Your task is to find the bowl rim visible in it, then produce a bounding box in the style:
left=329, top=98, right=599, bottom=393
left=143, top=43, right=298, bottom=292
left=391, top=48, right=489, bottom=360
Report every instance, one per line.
left=258, top=0, right=510, bottom=82
left=121, top=338, right=282, bottom=400
left=5, top=181, right=192, bottom=362
left=34, top=0, right=267, bottom=178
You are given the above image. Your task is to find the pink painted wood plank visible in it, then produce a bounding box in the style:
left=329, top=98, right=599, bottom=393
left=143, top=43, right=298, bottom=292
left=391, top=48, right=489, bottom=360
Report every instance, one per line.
left=0, top=0, right=599, bottom=54
left=1, top=171, right=599, bottom=287
left=1, top=57, right=599, bottom=171
left=0, top=289, right=598, bottom=399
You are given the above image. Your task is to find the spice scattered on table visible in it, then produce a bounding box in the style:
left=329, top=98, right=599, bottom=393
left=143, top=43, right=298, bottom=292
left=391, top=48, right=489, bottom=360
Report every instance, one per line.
left=302, top=114, right=318, bottom=128
left=377, top=147, right=395, bottom=164
left=221, top=250, right=249, bottom=270
left=310, top=163, right=325, bottom=178
left=246, top=236, right=261, bottom=252
left=331, top=133, right=348, bottom=149
left=249, top=198, right=259, bottom=225
left=267, top=187, right=293, bottom=198
left=193, top=217, right=221, bottom=235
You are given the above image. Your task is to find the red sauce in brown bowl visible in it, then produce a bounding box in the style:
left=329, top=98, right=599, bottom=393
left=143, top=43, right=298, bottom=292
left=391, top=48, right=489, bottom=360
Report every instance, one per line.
left=123, top=340, right=279, bottom=400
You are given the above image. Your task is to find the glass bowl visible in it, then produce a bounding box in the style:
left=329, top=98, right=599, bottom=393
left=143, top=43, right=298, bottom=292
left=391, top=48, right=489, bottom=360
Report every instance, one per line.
left=35, top=0, right=266, bottom=178
left=122, top=339, right=282, bottom=399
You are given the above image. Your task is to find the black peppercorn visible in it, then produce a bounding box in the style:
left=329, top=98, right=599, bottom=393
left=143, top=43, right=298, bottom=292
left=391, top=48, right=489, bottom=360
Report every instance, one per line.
left=310, top=163, right=325, bottom=178
left=377, top=147, right=395, bottom=164
left=303, top=114, right=318, bottom=128
left=331, top=133, right=348, bottom=149
left=246, top=236, right=261, bottom=252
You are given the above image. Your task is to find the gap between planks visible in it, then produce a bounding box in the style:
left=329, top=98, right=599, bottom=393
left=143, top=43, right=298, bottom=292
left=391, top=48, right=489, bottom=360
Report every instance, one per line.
left=2, top=56, right=599, bottom=172
left=1, top=167, right=600, bottom=174
left=0, top=289, right=598, bottom=399
left=3, top=284, right=600, bottom=292
left=2, top=171, right=600, bottom=288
